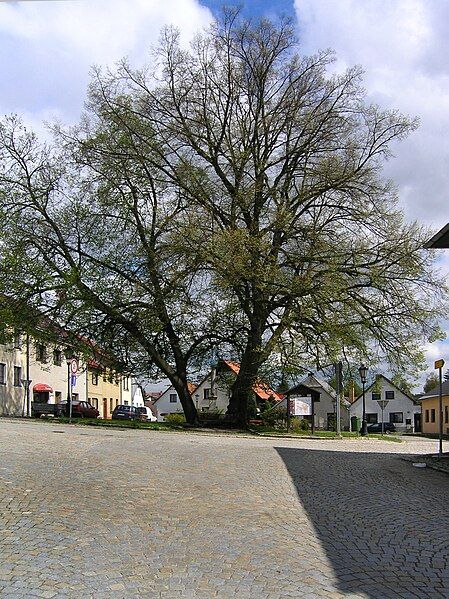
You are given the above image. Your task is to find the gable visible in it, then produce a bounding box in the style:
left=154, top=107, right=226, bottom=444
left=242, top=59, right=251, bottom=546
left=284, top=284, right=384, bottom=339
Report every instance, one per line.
left=353, top=375, right=415, bottom=406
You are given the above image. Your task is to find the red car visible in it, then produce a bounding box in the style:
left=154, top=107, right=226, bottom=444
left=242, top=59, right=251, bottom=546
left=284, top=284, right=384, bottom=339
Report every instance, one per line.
left=58, top=400, right=99, bottom=418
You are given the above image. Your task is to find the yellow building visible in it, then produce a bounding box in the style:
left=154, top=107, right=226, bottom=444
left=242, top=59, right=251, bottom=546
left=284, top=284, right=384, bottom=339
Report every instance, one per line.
left=86, top=359, right=131, bottom=419
left=420, top=381, right=449, bottom=435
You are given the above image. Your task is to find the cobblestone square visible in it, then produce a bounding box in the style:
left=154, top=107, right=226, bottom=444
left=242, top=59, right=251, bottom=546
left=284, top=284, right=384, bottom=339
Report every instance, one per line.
left=0, top=419, right=448, bottom=598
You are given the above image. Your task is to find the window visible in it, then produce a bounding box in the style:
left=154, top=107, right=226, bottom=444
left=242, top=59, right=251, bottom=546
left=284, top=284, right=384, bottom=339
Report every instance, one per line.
left=55, top=391, right=62, bottom=404
left=110, top=398, right=113, bottom=413
left=72, top=393, right=79, bottom=402
left=389, top=412, right=403, bottom=423
left=116, top=398, right=119, bottom=407
left=385, top=391, right=395, bottom=400
left=92, top=372, right=98, bottom=386
left=425, top=410, right=429, bottom=423
left=36, top=344, right=47, bottom=363
left=371, top=392, right=381, bottom=401
left=366, top=413, right=378, bottom=424
left=431, top=409, right=436, bottom=423
left=446, top=406, right=448, bottom=424
left=169, top=393, right=177, bottom=403
left=53, top=349, right=62, bottom=366
left=204, top=388, right=211, bottom=400
left=13, top=366, right=22, bottom=387
left=0, top=363, right=6, bottom=385
left=124, top=400, right=129, bottom=406
left=123, top=377, right=129, bottom=391
left=13, top=331, right=22, bottom=349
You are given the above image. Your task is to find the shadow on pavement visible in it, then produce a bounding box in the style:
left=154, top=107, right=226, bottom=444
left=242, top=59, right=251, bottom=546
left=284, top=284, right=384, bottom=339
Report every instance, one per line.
left=275, top=447, right=449, bottom=599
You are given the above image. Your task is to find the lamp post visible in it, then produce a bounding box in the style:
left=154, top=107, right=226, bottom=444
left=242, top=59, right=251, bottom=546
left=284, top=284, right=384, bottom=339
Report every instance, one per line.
left=358, top=364, right=368, bottom=436
left=21, top=378, right=32, bottom=417
left=64, top=349, right=78, bottom=423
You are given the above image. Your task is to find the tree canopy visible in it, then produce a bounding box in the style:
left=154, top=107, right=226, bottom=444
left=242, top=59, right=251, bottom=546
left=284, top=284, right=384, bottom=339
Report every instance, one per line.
left=0, top=11, right=445, bottom=425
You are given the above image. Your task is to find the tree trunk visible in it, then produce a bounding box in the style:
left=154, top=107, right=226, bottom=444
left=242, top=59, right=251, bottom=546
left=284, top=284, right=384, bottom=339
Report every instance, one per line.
left=227, top=325, right=263, bottom=427
left=170, top=375, right=199, bottom=425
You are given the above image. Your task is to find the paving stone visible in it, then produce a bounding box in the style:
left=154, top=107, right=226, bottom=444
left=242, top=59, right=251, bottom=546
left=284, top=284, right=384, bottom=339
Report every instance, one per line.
left=0, top=418, right=448, bottom=598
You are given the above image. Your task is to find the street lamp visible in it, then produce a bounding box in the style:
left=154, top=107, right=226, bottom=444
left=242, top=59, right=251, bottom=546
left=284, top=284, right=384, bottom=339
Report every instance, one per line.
left=358, top=364, right=368, bottom=436
left=21, top=378, right=32, bottom=417
left=64, top=349, right=78, bottom=422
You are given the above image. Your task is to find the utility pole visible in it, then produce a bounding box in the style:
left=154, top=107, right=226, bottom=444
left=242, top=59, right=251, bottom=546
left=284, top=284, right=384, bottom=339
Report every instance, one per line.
left=435, top=359, right=445, bottom=459
left=335, top=361, right=342, bottom=436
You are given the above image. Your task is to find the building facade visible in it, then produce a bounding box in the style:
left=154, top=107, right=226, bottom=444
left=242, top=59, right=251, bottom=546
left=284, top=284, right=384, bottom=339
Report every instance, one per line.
left=350, top=375, right=421, bottom=432
left=0, top=330, right=133, bottom=419
left=420, top=381, right=449, bottom=435
left=0, top=333, right=87, bottom=417
left=86, top=360, right=131, bottom=419
left=155, top=382, right=197, bottom=421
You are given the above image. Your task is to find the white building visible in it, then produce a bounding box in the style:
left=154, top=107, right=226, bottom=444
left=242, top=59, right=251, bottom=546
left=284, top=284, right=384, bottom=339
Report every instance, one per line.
left=131, top=380, right=145, bottom=407
left=154, top=360, right=282, bottom=421
left=154, top=382, right=197, bottom=421
left=349, top=374, right=420, bottom=432
left=30, top=338, right=87, bottom=407
left=0, top=333, right=87, bottom=416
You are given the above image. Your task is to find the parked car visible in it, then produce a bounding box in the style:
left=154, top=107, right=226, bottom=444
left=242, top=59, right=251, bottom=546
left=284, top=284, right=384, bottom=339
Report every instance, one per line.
left=367, top=422, right=396, bottom=434
left=135, top=406, right=157, bottom=422
left=57, top=400, right=99, bottom=419
left=111, top=405, right=140, bottom=421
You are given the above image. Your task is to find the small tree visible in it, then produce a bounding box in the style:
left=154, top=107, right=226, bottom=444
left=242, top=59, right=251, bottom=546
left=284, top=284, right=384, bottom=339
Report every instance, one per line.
left=423, top=373, right=439, bottom=393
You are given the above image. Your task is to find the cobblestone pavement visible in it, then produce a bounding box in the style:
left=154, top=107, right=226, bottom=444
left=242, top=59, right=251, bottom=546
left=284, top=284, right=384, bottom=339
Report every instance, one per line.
left=0, top=420, right=448, bottom=598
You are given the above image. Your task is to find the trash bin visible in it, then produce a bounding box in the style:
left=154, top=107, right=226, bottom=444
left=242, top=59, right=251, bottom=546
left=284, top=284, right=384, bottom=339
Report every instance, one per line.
left=350, top=416, right=360, bottom=433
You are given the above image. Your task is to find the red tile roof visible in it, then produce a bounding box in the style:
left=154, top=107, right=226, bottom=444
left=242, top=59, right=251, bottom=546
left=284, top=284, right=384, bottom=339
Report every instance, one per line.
left=222, top=360, right=282, bottom=402
left=187, top=382, right=197, bottom=395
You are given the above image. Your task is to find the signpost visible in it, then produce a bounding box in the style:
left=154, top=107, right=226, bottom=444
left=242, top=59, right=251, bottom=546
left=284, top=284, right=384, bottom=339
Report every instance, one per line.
left=376, top=400, right=390, bottom=435
left=287, top=396, right=312, bottom=432
left=435, top=359, right=445, bottom=459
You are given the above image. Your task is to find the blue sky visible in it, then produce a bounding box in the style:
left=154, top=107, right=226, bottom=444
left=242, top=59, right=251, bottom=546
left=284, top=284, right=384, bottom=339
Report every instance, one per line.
left=200, top=0, right=295, bottom=18
left=0, top=0, right=448, bottom=382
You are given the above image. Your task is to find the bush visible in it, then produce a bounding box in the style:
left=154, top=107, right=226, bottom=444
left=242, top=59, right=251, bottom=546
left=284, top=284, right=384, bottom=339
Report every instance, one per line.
left=260, top=407, right=286, bottom=428
left=290, top=417, right=310, bottom=432
left=164, top=413, right=186, bottom=426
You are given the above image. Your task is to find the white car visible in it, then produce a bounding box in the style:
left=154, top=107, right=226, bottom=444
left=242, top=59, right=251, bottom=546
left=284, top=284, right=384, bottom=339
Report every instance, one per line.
left=136, top=406, right=157, bottom=422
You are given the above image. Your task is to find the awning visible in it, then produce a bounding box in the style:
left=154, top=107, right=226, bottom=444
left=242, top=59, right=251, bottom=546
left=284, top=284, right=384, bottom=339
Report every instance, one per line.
left=33, top=383, right=53, bottom=393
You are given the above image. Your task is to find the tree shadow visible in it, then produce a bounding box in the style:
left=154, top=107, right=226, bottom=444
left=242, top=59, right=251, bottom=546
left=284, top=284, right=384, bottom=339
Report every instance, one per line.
left=275, top=447, right=449, bottom=598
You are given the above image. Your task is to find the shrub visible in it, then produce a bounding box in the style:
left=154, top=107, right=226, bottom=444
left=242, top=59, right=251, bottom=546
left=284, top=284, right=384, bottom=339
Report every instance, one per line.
left=164, top=413, right=186, bottom=426
left=290, top=417, right=310, bottom=432
left=260, top=407, right=286, bottom=428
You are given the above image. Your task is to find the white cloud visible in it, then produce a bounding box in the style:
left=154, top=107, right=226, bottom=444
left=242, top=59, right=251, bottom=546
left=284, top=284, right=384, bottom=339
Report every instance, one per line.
left=295, top=0, right=449, bottom=382
left=0, top=0, right=212, bottom=123
left=295, top=0, right=449, bottom=229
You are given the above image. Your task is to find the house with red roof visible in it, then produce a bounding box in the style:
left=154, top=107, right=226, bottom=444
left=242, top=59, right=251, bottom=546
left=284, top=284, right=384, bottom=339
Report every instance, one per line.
left=192, top=360, right=282, bottom=416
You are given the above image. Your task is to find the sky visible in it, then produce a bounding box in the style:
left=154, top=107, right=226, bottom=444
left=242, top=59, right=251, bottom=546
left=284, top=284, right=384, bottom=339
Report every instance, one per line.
left=1, top=0, right=448, bottom=385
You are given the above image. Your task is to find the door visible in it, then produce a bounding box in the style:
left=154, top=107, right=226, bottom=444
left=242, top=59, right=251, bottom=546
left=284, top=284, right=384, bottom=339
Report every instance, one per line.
left=102, top=398, right=108, bottom=419
left=414, top=413, right=421, bottom=433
